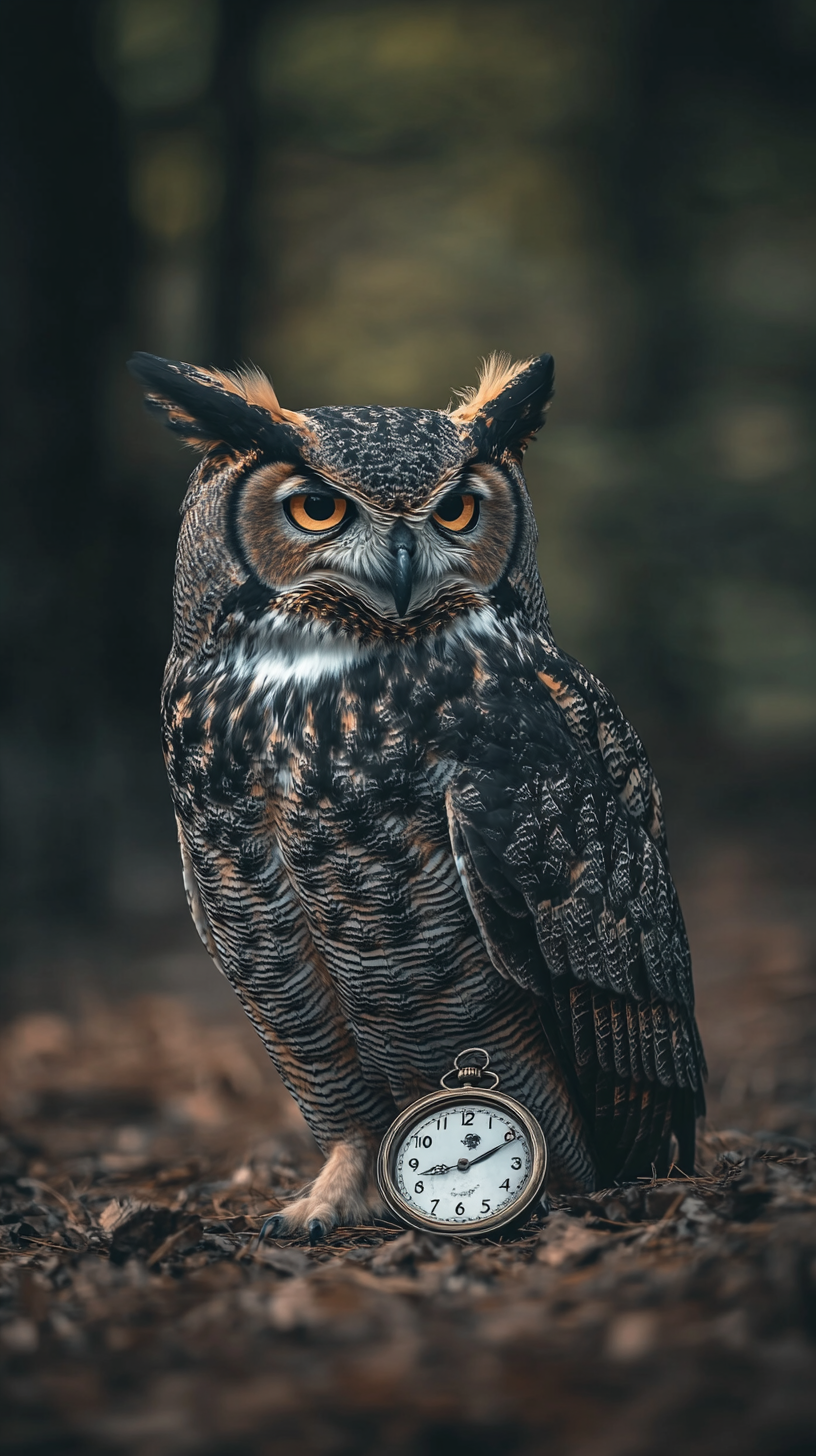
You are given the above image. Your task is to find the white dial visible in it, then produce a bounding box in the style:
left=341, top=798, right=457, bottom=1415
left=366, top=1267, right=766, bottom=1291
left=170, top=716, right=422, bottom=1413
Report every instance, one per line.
left=393, top=1101, right=532, bottom=1226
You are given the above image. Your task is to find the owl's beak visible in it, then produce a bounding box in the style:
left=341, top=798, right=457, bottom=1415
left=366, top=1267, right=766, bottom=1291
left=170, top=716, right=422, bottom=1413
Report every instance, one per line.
left=388, top=520, right=415, bottom=617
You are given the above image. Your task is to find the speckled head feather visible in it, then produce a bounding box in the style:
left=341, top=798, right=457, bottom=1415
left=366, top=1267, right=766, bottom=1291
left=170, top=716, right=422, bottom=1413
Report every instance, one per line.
left=299, top=406, right=463, bottom=511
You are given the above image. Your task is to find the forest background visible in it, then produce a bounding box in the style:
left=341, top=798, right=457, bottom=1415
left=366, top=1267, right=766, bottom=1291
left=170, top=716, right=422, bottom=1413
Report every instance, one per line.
left=1, top=0, right=816, bottom=1141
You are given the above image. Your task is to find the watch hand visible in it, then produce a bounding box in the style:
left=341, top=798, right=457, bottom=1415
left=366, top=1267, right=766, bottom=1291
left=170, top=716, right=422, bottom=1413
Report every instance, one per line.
left=419, top=1137, right=516, bottom=1177
left=462, top=1137, right=516, bottom=1169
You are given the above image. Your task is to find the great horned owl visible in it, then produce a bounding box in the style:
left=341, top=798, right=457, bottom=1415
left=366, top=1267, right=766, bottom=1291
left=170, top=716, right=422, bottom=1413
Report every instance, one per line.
left=129, top=349, right=705, bottom=1241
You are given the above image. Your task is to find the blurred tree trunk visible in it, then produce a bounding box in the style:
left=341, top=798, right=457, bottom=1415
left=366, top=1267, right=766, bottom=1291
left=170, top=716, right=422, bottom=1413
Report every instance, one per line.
left=0, top=0, right=132, bottom=934
left=212, top=0, right=269, bottom=366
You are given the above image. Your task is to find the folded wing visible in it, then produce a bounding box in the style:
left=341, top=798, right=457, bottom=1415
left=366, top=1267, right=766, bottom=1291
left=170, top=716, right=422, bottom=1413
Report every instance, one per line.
left=446, top=659, right=705, bottom=1183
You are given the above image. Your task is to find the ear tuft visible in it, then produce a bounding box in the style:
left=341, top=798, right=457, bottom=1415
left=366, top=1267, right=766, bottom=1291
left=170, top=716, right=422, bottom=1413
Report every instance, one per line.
left=448, top=353, right=536, bottom=422
left=127, top=353, right=309, bottom=461
left=448, top=352, right=554, bottom=460
left=200, top=363, right=306, bottom=428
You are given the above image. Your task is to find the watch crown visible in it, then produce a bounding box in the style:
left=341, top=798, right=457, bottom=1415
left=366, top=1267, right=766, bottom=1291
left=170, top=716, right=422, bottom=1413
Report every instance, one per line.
left=440, top=1047, right=500, bottom=1091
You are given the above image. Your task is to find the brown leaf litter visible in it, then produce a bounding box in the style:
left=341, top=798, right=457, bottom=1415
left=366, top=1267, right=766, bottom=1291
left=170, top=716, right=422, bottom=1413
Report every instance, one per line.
left=1, top=996, right=815, bottom=1456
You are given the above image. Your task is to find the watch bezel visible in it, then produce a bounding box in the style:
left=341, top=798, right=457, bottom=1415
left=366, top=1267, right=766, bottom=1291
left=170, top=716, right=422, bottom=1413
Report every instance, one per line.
left=377, top=1086, right=548, bottom=1237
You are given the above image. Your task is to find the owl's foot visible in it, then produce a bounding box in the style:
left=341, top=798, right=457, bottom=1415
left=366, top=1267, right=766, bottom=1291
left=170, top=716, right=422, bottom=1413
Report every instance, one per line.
left=259, top=1140, right=384, bottom=1245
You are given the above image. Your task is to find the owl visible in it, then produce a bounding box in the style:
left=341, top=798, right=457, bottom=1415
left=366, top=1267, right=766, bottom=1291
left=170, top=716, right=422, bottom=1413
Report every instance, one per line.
left=129, top=349, right=705, bottom=1242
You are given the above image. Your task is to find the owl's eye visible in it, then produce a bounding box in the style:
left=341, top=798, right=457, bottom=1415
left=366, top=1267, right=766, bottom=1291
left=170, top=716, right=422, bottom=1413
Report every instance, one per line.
left=286, top=494, right=350, bottom=533
left=432, top=492, right=479, bottom=534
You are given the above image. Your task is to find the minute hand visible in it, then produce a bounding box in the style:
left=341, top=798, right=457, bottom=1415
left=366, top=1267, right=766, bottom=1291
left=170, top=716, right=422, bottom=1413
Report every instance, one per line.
left=464, top=1138, right=516, bottom=1169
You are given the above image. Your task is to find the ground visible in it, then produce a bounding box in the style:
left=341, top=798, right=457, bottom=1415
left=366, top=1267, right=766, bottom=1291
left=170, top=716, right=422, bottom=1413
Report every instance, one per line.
left=1, top=825, right=815, bottom=1455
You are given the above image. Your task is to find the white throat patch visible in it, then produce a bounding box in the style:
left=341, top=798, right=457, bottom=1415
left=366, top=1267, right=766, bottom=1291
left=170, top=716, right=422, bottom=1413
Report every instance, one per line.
left=219, top=600, right=502, bottom=701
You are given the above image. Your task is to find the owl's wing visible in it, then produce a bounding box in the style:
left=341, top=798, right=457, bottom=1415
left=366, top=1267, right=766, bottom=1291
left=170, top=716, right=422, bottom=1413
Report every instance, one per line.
left=445, top=665, right=705, bottom=1184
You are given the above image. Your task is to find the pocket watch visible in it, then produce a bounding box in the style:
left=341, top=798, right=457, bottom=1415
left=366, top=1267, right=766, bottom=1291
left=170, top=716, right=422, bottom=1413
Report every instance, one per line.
left=377, top=1048, right=548, bottom=1236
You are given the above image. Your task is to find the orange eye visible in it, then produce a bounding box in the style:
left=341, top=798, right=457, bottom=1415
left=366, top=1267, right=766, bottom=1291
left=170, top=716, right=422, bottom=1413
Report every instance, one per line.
left=286, top=494, right=348, bottom=532
left=432, top=492, right=479, bottom=533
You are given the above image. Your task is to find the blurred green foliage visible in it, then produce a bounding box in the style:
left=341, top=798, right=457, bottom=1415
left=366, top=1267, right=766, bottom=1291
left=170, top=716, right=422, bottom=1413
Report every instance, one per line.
left=249, top=3, right=622, bottom=410
left=96, top=0, right=219, bottom=111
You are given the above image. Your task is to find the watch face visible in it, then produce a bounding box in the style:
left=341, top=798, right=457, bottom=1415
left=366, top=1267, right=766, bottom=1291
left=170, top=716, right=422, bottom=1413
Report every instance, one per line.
left=391, top=1099, right=534, bottom=1228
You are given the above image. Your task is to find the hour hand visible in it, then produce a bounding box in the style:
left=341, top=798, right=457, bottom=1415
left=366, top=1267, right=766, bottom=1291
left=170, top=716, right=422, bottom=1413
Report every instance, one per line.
left=419, top=1162, right=452, bottom=1175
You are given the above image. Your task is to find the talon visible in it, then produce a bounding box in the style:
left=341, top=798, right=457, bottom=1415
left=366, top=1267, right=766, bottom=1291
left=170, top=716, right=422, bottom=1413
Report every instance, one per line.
left=308, top=1218, right=326, bottom=1245
left=258, top=1214, right=284, bottom=1243
left=538, top=1195, right=551, bottom=1219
